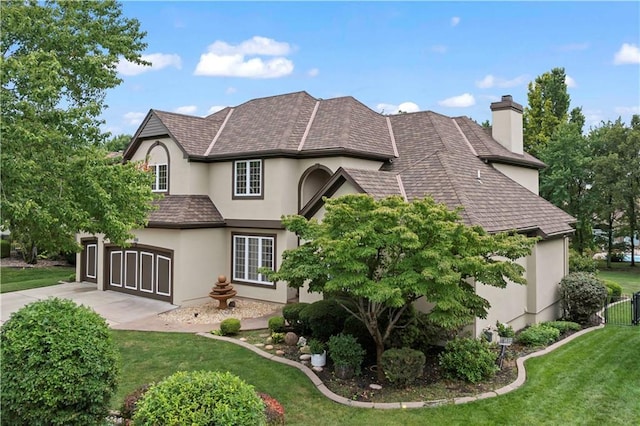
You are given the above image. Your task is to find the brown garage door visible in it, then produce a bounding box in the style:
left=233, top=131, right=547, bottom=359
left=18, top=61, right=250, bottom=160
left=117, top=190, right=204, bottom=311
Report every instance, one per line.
left=81, top=239, right=98, bottom=283
left=105, top=245, right=173, bottom=303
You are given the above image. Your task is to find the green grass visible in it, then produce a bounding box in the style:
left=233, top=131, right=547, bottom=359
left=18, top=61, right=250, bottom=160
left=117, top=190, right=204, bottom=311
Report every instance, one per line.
left=597, top=261, right=640, bottom=294
left=0, top=266, right=75, bottom=293
left=113, top=327, right=640, bottom=425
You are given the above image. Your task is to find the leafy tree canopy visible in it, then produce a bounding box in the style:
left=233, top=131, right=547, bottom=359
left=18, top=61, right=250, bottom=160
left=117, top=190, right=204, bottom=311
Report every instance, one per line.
left=104, top=133, right=133, bottom=153
left=266, top=195, right=536, bottom=379
left=1, top=0, right=154, bottom=263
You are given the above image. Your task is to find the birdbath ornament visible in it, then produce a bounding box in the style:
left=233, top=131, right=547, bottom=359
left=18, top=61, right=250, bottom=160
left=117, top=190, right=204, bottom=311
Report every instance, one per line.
left=209, top=275, right=237, bottom=309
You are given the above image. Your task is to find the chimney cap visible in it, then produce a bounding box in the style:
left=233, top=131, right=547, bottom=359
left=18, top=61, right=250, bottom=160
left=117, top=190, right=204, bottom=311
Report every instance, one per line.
left=490, top=94, right=523, bottom=113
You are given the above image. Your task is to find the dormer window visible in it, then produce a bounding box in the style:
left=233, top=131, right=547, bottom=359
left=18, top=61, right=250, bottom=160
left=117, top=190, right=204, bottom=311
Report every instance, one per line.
left=151, top=163, right=168, bottom=192
left=234, top=159, right=263, bottom=198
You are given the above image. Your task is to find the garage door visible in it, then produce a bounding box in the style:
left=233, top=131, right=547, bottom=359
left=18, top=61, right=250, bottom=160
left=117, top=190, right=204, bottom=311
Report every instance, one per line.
left=81, top=239, right=98, bottom=283
left=105, top=245, right=173, bottom=303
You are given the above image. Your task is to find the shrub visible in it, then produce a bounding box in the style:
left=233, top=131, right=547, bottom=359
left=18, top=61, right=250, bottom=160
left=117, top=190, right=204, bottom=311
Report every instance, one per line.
left=439, top=337, right=498, bottom=383
left=220, top=318, right=241, bottom=335
left=133, top=371, right=265, bottom=425
left=282, top=302, right=310, bottom=334
left=258, top=393, right=285, bottom=426
left=327, top=333, right=366, bottom=375
left=559, top=272, right=608, bottom=324
left=569, top=249, right=597, bottom=273
left=299, top=299, right=349, bottom=341
left=268, top=316, right=285, bottom=333
left=342, top=315, right=376, bottom=363
left=496, top=321, right=515, bottom=338
left=121, top=383, right=151, bottom=421
left=603, top=279, right=623, bottom=300
left=308, top=338, right=326, bottom=354
left=381, top=347, right=426, bottom=387
left=271, top=332, right=285, bottom=344
left=0, top=298, right=119, bottom=425
left=0, top=239, right=10, bottom=258
left=543, top=321, right=581, bottom=334
left=517, top=324, right=560, bottom=347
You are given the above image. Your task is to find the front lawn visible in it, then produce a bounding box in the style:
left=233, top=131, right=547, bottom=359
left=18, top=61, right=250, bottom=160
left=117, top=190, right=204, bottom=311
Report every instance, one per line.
left=597, top=262, right=640, bottom=294
left=0, top=266, right=75, bottom=293
left=113, top=326, right=640, bottom=425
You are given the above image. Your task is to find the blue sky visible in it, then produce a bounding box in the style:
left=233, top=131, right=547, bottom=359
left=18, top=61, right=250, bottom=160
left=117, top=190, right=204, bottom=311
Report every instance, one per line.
left=104, top=1, right=640, bottom=136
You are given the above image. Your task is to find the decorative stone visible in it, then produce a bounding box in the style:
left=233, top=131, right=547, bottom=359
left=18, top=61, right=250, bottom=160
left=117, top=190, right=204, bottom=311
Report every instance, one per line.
left=297, top=336, right=307, bottom=347
left=255, top=343, right=265, bottom=347
left=299, top=345, right=311, bottom=354
left=239, top=337, right=247, bottom=342
left=276, top=350, right=285, bottom=356
left=312, top=366, right=323, bottom=372
left=369, top=384, right=382, bottom=390
left=266, top=337, right=273, bottom=344
left=284, top=332, right=298, bottom=346
left=265, top=345, right=274, bottom=350
left=299, top=354, right=312, bottom=361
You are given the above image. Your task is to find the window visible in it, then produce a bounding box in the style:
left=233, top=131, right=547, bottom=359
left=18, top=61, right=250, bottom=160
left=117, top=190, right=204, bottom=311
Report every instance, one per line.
left=151, top=163, right=168, bottom=192
left=233, top=234, right=274, bottom=285
left=234, top=160, right=262, bottom=197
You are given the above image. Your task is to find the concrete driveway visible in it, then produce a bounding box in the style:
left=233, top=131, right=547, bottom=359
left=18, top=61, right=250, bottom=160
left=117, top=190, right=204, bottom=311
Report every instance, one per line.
left=1, top=282, right=177, bottom=328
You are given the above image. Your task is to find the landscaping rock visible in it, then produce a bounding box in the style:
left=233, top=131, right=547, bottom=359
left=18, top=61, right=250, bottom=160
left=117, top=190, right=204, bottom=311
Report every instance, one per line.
left=369, top=384, right=382, bottom=390
left=266, top=337, right=273, bottom=344
left=265, top=345, right=274, bottom=350
left=276, top=350, right=285, bottom=356
left=284, top=332, right=298, bottom=346
left=299, top=354, right=311, bottom=361
left=312, top=366, right=323, bottom=372
left=255, top=343, right=264, bottom=347
left=239, top=337, right=247, bottom=342
left=300, top=345, right=311, bottom=354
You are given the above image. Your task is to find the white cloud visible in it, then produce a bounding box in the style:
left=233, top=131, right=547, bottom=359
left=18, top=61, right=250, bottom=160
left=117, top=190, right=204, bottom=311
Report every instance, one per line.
left=438, top=93, right=475, bottom=108
left=614, top=106, right=640, bottom=115
left=376, top=102, right=420, bottom=114
left=614, top=43, right=640, bottom=64
left=207, top=105, right=226, bottom=115
left=307, top=68, right=319, bottom=77
left=225, top=87, right=237, bottom=94
left=431, top=45, right=447, bottom=54
left=451, top=16, right=460, bottom=27
left=117, top=53, right=182, bottom=76
left=194, top=36, right=294, bottom=78
left=475, top=74, right=529, bottom=89
left=123, top=112, right=146, bottom=126
left=565, top=75, right=577, bottom=88
left=174, top=105, right=197, bottom=115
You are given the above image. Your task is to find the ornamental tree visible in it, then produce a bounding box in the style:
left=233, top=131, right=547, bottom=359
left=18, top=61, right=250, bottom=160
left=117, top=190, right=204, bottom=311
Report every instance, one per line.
left=266, top=195, right=536, bottom=381
left=1, top=0, right=154, bottom=263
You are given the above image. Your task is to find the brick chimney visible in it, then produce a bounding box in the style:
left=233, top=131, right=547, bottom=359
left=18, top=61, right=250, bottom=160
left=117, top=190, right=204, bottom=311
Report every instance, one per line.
left=490, top=95, right=523, bottom=155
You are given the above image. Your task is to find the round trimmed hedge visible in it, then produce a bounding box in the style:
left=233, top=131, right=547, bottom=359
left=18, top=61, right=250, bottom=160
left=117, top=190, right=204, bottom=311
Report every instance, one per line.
left=133, top=370, right=266, bottom=425
left=0, top=298, right=119, bottom=425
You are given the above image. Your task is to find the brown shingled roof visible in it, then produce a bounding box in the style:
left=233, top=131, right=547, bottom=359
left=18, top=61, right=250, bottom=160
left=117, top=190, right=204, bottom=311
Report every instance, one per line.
left=148, top=195, right=225, bottom=229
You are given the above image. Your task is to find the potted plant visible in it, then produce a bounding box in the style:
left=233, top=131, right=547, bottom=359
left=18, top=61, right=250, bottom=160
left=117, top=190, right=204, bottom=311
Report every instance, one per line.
left=308, top=339, right=326, bottom=367
left=327, top=334, right=365, bottom=379
left=496, top=321, right=515, bottom=345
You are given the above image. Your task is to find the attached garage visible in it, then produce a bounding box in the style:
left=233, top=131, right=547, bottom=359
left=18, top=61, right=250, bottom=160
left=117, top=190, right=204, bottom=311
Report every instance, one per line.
left=105, top=245, right=173, bottom=303
left=80, top=239, right=98, bottom=283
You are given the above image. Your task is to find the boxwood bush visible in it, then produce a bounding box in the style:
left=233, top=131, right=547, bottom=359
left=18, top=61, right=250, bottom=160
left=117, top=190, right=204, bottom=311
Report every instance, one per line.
left=220, top=318, right=241, bottom=335
left=133, top=371, right=265, bottom=425
left=568, top=249, right=597, bottom=273
left=559, top=272, right=608, bottom=324
left=268, top=316, right=285, bottom=333
left=543, top=320, right=581, bottom=334
left=381, top=347, right=426, bottom=387
left=282, top=302, right=310, bottom=334
left=603, top=280, right=623, bottom=300
left=0, top=298, right=119, bottom=425
left=517, top=324, right=560, bottom=347
left=299, top=299, right=349, bottom=341
left=439, top=337, right=498, bottom=383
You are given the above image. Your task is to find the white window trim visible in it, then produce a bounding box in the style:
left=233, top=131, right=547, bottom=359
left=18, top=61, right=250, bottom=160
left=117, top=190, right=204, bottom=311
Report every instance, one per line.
left=139, top=251, right=155, bottom=294
left=85, top=244, right=97, bottom=279
left=156, top=255, right=172, bottom=296
left=234, top=159, right=262, bottom=197
left=232, top=235, right=274, bottom=285
left=151, top=163, right=168, bottom=193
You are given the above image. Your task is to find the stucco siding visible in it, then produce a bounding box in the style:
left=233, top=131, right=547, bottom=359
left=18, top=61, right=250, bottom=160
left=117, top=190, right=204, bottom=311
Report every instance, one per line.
left=492, top=163, right=539, bottom=195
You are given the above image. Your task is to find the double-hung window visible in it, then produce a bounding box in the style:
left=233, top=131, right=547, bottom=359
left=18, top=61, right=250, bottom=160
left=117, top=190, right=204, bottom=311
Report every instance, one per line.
left=234, top=159, right=262, bottom=197
left=151, top=163, right=168, bottom=192
left=232, top=234, right=274, bottom=285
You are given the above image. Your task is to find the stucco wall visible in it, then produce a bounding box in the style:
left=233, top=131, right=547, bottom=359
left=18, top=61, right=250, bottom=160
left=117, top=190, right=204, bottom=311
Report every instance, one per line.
left=492, top=163, right=539, bottom=195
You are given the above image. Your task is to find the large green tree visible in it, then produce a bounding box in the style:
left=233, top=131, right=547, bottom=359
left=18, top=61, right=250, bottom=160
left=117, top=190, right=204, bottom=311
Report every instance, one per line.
left=523, top=67, right=572, bottom=157
left=539, top=122, right=593, bottom=253
left=1, top=0, right=154, bottom=263
left=266, top=195, right=536, bottom=381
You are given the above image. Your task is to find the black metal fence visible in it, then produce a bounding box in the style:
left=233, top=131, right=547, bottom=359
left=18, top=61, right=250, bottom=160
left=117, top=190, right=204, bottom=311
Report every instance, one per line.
left=603, top=292, right=640, bottom=325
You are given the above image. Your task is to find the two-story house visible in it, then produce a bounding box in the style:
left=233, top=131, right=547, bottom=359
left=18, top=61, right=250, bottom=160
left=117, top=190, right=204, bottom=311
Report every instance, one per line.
left=76, top=91, right=575, bottom=335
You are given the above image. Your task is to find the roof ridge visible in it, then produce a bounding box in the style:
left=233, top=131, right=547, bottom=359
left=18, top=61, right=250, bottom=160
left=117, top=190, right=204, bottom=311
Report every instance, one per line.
left=153, top=109, right=206, bottom=119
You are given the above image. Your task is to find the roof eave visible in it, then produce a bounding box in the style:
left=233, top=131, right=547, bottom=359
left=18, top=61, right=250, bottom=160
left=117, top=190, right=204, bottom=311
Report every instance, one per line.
left=479, top=155, right=546, bottom=170
left=188, top=148, right=395, bottom=163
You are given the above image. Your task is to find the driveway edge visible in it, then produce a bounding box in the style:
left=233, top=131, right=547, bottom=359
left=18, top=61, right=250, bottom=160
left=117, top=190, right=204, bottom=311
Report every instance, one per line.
left=197, top=323, right=605, bottom=409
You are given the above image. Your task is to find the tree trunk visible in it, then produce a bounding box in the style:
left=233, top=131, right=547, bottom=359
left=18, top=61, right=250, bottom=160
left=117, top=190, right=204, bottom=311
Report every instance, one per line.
left=21, top=241, right=38, bottom=265
left=375, top=340, right=385, bottom=382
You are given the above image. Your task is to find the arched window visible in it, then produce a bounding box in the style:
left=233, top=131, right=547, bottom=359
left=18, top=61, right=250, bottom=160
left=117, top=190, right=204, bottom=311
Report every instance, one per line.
left=146, top=142, right=170, bottom=193
left=299, top=164, right=332, bottom=210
